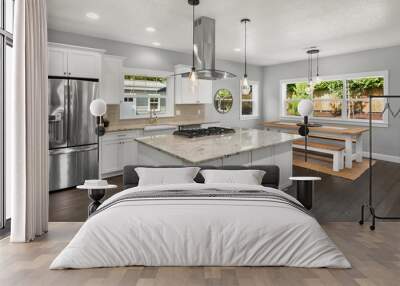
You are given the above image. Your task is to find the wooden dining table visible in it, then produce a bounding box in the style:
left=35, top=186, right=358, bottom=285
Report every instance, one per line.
left=263, top=121, right=369, bottom=168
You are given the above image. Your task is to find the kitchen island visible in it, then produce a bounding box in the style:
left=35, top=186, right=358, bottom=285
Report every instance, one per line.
left=135, top=128, right=301, bottom=189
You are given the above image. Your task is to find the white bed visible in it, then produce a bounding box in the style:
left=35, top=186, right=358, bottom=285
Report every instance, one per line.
left=50, top=183, right=351, bottom=269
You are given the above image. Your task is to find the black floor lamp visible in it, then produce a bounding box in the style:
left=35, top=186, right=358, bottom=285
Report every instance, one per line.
left=359, top=95, right=400, bottom=230
left=90, top=99, right=107, bottom=179
left=296, top=99, right=321, bottom=162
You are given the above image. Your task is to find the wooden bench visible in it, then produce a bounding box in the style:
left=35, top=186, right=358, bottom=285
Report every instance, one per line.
left=309, top=134, right=357, bottom=143
left=293, top=139, right=345, bottom=172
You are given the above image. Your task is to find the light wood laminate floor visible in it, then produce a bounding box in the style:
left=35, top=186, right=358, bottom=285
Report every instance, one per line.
left=1, top=222, right=399, bottom=286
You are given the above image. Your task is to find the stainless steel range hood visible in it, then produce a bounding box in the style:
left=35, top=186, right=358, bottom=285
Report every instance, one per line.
left=182, top=16, right=236, bottom=80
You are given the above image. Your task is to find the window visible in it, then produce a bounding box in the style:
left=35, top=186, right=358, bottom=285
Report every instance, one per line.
left=1, top=0, right=14, bottom=228
left=280, top=71, right=388, bottom=124
left=121, top=69, right=174, bottom=119
left=240, top=80, right=260, bottom=120
left=214, top=89, right=233, bottom=113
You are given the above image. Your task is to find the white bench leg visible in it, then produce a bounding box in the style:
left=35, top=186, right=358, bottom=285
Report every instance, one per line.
left=345, top=138, right=353, bottom=168
left=333, top=152, right=340, bottom=172
left=355, top=135, right=363, bottom=162
left=339, top=151, right=344, bottom=170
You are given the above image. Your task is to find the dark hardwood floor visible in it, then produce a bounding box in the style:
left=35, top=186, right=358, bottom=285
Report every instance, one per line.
left=49, top=176, right=123, bottom=222
left=0, top=219, right=10, bottom=239
left=49, top=160, right=400, bottom=223
left=287, top=160, right=400, bottom=223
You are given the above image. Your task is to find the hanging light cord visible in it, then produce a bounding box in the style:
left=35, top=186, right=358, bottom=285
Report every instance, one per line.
left=308, top=52, right=311, bottom=83
left=244, top=20, right=247, bottom=77
left=310, top=53, right=313, bottom=82
left=192, top=4, right=195, bottom=69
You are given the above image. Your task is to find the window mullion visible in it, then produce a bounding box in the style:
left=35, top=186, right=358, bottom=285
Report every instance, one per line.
left=342, top=78, right=348, bottom=121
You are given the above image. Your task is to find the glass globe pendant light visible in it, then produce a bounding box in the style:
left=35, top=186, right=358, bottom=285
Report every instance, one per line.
left=188, top=0, right=199, bottom=84
left=241, top=18, right=251, bottom=95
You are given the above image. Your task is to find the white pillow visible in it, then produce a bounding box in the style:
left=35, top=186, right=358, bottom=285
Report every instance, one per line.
left=200, top=169, right=266, bottom=185
left=135, top=167, right=201, bottom=186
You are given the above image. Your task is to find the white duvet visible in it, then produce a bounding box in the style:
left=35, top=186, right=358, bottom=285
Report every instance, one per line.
left=50, top=183, right=351, bottom=269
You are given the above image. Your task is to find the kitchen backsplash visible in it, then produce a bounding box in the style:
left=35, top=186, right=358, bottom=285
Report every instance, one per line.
left=105, top=104, right=206, bottom=126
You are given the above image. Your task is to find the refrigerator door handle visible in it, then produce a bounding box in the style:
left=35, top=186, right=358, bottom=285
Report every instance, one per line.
left=49, top=145, right=98, bottom=155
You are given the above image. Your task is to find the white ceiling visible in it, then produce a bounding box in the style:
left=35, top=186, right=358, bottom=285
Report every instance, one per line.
left=47, top=0, right=400, bottom=66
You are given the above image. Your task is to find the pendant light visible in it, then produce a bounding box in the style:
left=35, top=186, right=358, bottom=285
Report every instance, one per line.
left=241, top=18, right=251, bottom=95
left=306, top=47, right=320, bottom=95
left=188, top=0, right=199, bottom=83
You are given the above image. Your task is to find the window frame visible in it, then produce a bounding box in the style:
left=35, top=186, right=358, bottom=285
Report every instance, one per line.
left=240, top=80, right=260, bottom=120
left=280, top=71, right=389, bottom=127
left=122, top=67, right=174, bottom=119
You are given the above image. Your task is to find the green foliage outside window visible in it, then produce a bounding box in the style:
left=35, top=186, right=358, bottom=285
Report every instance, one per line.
left=214, top=89, right=233, bottom=113
left=313, top=80, right=343, bottom=98
left=286, top=82, right=311, bottom=115
left=347, top=77, right=384, bottom=119
left=347, top=77, right=384, bottom=98
left=285, top=77, right=384, bottom=118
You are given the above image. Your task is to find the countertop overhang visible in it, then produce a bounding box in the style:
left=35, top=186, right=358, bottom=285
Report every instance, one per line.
left=135, top=128, right=302, bottom=164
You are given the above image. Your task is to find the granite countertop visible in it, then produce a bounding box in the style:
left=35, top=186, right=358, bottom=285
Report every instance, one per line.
left=106, top=119, right=220, bottom=132
left=135, top=128, right=302, bottom=164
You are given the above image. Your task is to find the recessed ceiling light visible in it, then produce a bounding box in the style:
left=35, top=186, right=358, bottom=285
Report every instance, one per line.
left=152, top=42, right=161, bottom=47
left=146, top=27, right=156, bottom=32
left=86, top=12, right=99, bottom=20
left=234, top=48, right=241, bottom=52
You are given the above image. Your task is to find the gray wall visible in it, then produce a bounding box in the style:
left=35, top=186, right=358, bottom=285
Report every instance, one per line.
left=263, top=45, right=400, bottom=159
left=48, top=29, right=264, bottom=129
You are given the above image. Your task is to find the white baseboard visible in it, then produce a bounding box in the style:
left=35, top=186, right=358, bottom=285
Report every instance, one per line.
left=362, top=152, right=400, bottom=163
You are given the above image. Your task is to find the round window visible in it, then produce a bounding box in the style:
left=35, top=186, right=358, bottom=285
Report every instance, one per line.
left=214, top=89, right=233, bottom=114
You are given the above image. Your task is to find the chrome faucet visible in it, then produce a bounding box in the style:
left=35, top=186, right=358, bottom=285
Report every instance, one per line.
left=149, top=108, right=158, bottom=124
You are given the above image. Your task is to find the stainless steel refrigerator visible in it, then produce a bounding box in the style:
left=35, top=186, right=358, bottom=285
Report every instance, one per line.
left=48, top=77, right=99, bottom=191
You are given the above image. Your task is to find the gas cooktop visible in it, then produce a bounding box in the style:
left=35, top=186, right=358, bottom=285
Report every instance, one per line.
left=173, top=127, right=235, bottom=138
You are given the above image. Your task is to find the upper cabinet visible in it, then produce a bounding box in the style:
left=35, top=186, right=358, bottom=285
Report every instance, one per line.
left=100, top=55, right=125, bottom=104
left=174, top=65, right=213, bottom=104
left=67, top=50, right=102, bottom=78
left=48, top=43, right=105, bottom=79
left=48, top=48, right=66, bottom=77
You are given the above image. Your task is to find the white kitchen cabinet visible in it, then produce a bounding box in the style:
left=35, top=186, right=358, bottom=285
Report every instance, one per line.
left=100, top=130, right=143, bottom=178
left=198, top=79, right=213, bottom=104
left=100, top=55, right=125, bottom=104
left=48, top=43, right=105, bottom=79
left=100, top=128, right=185, bottom=177
left=174, top=64, right=213, bottom=104
left=223, top=151, right=251, bottom=166
left=48, top=48, right=67, bottom=77
left=67, top=50, right=102, bottom=79
left=178, top=76, right=199, bottom=104
left=120, top=138, right=138, bottom=169
left=101, top=140, right=121, bottom=174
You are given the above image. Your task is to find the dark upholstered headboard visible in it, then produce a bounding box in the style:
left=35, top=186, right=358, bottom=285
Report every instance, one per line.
left=123, top=165, right=280, bottom=189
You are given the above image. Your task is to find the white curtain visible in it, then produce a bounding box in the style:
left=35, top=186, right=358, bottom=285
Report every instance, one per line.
left=9, top=0, right=49, bottom=242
